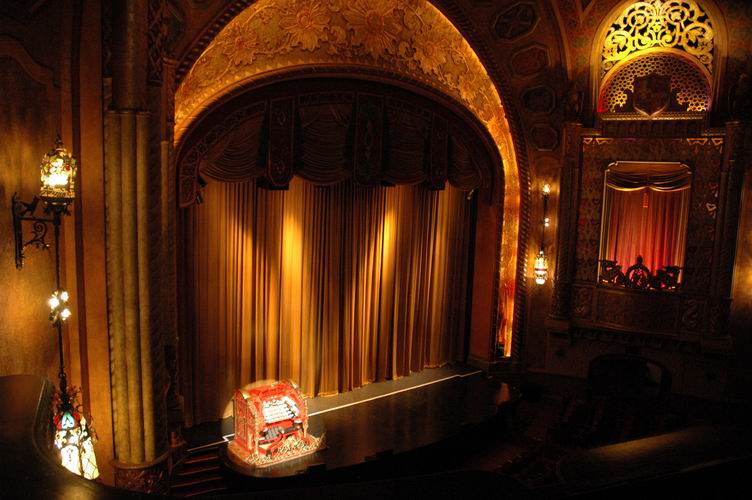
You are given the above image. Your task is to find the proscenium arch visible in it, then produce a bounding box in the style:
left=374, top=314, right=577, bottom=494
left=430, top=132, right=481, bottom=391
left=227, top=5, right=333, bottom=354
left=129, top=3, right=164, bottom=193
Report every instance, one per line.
left=589, top=0, right=727, bottom=113
left=174, top=0, right=523, bottom=358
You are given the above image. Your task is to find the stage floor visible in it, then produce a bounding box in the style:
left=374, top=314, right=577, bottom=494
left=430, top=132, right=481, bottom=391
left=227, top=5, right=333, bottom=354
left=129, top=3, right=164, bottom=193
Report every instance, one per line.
left=202, top=365, right=516, bottom=478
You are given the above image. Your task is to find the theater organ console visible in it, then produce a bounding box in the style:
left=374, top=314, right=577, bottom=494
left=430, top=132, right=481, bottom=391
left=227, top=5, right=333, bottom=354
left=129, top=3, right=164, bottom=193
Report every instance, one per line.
left=228, top=380, right=323, bottom=467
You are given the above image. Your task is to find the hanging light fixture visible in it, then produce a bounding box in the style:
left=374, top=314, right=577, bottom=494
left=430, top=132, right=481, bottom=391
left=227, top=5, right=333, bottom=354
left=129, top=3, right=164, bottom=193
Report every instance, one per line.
left=11, top=136, right=99, bottom=480
left=535, top=183, right=551, bottom=285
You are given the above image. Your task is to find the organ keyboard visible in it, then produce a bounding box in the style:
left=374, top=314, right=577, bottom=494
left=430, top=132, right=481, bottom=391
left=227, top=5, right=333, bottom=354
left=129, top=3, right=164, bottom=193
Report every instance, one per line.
left=229, top=380, right=323, bottom=467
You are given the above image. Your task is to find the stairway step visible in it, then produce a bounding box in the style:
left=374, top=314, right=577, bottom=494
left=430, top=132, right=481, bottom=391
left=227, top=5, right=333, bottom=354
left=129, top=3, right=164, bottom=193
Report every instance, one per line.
left=183, top=483, right=228, bottom=498
left=172, top=474, right=224, bottom=490
left=177, top=464, right=221, bottom=478
left=184, top=452, right=219, bottom=466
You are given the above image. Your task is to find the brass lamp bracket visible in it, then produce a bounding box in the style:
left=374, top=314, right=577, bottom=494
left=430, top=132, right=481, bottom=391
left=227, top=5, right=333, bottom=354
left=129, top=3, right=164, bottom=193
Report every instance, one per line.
left=11, top=193, right=68, bottom=269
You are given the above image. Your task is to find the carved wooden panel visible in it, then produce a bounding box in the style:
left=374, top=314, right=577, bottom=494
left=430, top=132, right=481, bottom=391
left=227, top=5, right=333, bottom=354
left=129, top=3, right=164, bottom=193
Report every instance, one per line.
left=594, top=288, right=679, bottom=334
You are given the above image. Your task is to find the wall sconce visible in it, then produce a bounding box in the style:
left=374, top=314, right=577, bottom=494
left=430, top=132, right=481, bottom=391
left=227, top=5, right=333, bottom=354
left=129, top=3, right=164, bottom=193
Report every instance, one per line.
left=534, top=183, right=551, bottom=285
left=10, top=137, right=99, bottom=480
left=12, top=137, right=77, bottom=268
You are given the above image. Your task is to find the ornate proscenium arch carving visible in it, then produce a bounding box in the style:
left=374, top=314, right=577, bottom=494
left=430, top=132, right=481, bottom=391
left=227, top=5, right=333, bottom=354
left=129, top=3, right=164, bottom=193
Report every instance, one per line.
left=174, top=0, right=523, bottom=359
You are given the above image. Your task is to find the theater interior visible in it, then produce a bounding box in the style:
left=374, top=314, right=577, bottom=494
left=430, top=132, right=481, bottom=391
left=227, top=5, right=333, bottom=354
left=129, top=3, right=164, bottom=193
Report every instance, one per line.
left=1, top=0, right=752, bottom=497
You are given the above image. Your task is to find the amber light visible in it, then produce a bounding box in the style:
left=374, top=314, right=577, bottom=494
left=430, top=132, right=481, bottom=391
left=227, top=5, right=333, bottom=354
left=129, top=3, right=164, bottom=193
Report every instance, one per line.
left=54, top=407, right=99, bottom=480
left=534, top=251, right=548, bottom=285
left=39, top=137, right=77, bottom=204
left=536, top=183, right=551, bottom=285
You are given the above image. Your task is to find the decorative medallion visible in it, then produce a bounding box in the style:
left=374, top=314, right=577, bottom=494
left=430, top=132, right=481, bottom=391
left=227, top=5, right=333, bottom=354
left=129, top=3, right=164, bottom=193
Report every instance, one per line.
left=522, top=85, right=556, bottom=114
left=633, top=73, right=673, bottom=115
left=601, top=0, right=714, bottom=78
left=492, top=2, right=539, bottom=40
left=530, top=123, right=559, bottom=151
left=509, top=43, right=549, bottom=78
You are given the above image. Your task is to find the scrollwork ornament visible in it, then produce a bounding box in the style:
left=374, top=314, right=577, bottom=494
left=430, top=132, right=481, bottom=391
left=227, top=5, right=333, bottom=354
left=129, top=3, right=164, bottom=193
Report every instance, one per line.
left=601, top=0, right=714, bottom=78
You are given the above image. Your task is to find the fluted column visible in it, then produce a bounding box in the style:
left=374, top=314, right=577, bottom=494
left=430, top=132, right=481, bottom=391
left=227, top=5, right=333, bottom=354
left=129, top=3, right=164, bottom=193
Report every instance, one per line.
left=549, top=122, right=582, bottom=321
left=104, top=0, right=170, bottom=492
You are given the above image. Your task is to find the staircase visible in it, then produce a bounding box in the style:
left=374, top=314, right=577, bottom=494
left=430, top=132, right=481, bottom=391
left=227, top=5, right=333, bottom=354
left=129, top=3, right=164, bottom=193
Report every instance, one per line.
left=170, top=444, right=228, bottom=497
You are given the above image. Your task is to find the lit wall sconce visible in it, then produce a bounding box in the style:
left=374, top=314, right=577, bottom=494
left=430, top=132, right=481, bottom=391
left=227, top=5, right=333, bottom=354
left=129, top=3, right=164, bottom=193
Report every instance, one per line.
left=12, top=137, right=77, bottom=268
left=534, top=250, right=549, bottom=286
left=10, top=137, right=98, bottom=480
left=535, top=183, right=551, bottom=285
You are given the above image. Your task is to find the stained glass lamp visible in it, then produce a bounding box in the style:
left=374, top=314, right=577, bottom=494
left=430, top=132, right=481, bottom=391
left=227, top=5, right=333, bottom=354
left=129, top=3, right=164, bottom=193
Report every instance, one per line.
left=53, top=401, right=99, bottom=480
left=39, top=136, right=77, bottom=206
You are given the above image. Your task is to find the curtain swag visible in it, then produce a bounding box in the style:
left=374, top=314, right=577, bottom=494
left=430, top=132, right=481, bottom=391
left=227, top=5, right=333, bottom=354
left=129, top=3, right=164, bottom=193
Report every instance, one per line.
left=605, top=161, right=692, bottom=192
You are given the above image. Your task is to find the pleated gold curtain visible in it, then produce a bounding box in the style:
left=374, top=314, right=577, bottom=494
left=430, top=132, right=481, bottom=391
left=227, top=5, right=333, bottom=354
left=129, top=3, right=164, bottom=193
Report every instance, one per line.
left=181, top=177, right=473, bottom=424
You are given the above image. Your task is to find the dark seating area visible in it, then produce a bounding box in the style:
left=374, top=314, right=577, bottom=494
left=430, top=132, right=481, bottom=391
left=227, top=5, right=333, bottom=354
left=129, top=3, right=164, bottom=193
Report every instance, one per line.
left=495, top=354, right=750, bottom=495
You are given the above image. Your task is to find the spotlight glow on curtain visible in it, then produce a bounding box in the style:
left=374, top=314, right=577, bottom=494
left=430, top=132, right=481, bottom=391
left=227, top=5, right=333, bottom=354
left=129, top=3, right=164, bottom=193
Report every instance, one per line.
left=181, top=177, right=473, bottom=424
left=600, top=162, right=691, bottom=276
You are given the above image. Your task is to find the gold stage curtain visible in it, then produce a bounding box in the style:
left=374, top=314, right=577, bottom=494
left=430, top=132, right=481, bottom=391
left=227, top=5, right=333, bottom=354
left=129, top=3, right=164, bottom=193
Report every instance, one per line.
left=180, top=177, right=473, bottom=424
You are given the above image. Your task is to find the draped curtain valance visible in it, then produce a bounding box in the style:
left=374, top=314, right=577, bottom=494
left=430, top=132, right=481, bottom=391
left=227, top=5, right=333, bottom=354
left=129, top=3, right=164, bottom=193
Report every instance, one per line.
left=177, top=79, right=499, bottom=207
left=605, top=161, right=692, bottom=191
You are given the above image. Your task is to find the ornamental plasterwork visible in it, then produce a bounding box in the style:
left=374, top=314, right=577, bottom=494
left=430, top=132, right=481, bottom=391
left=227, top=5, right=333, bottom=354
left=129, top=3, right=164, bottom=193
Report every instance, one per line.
left=601, top=0, right=714, bottom=78
left=174, top=0, right=521, bottom=349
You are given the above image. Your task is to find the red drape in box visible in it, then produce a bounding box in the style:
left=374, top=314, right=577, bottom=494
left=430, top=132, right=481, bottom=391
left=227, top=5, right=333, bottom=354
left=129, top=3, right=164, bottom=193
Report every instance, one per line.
left=601, top=186, right=690, bottom=275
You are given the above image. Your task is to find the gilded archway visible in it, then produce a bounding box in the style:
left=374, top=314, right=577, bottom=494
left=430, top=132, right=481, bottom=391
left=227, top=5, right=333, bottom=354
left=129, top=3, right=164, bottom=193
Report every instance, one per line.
left=174, top=0, right=521, bottom=355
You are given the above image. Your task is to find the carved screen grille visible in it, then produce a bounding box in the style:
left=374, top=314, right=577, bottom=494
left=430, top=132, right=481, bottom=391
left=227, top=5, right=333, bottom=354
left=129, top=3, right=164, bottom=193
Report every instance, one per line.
left=601, top=0, right=714, bottom=78
left=599, top=54, right=711, bottom=112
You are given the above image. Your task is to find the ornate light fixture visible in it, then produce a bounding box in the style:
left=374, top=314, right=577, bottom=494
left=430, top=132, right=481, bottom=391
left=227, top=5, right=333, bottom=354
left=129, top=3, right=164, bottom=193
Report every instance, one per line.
left=534, top=184, right=551, bottom=285
left=12, top=137, right=77, bottom=269
left=11, top=137, right=98, bottom=480
left=534, top=251, right=549, bottom=286
left=40, top=137, right=78, bottom=204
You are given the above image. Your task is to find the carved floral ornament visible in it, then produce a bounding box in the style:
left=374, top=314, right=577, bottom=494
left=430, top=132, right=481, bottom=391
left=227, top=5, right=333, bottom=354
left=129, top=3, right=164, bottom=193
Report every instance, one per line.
left=601, top=0, right=714, bottom=78
left=174, top=0, right=521, bottom=351
left=174, top=0, right=514, bottom=170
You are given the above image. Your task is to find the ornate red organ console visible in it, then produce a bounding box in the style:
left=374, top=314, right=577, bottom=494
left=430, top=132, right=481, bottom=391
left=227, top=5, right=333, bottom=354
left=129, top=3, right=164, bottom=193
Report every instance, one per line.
left=228, top=380, right=323, bottom=467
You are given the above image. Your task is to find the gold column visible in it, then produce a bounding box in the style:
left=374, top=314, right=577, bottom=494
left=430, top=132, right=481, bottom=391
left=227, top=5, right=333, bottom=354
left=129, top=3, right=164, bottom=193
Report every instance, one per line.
left=105, top=110, right=129, bottom=461
left=105, top=0, right=170, bottom=492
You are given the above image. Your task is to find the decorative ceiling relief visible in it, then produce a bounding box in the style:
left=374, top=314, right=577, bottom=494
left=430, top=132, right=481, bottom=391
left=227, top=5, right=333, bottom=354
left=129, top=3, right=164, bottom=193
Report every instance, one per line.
left=530, top=123, right=559, bottom=151
left=522, top=85, right=556, bottom=114
left=509, top=43, right=550, bottom=77
left=601, top=0, right=714, bottom=78
left=492, top=2, right=539, bottom=41
left=175, top=1, right=514, bottom=172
